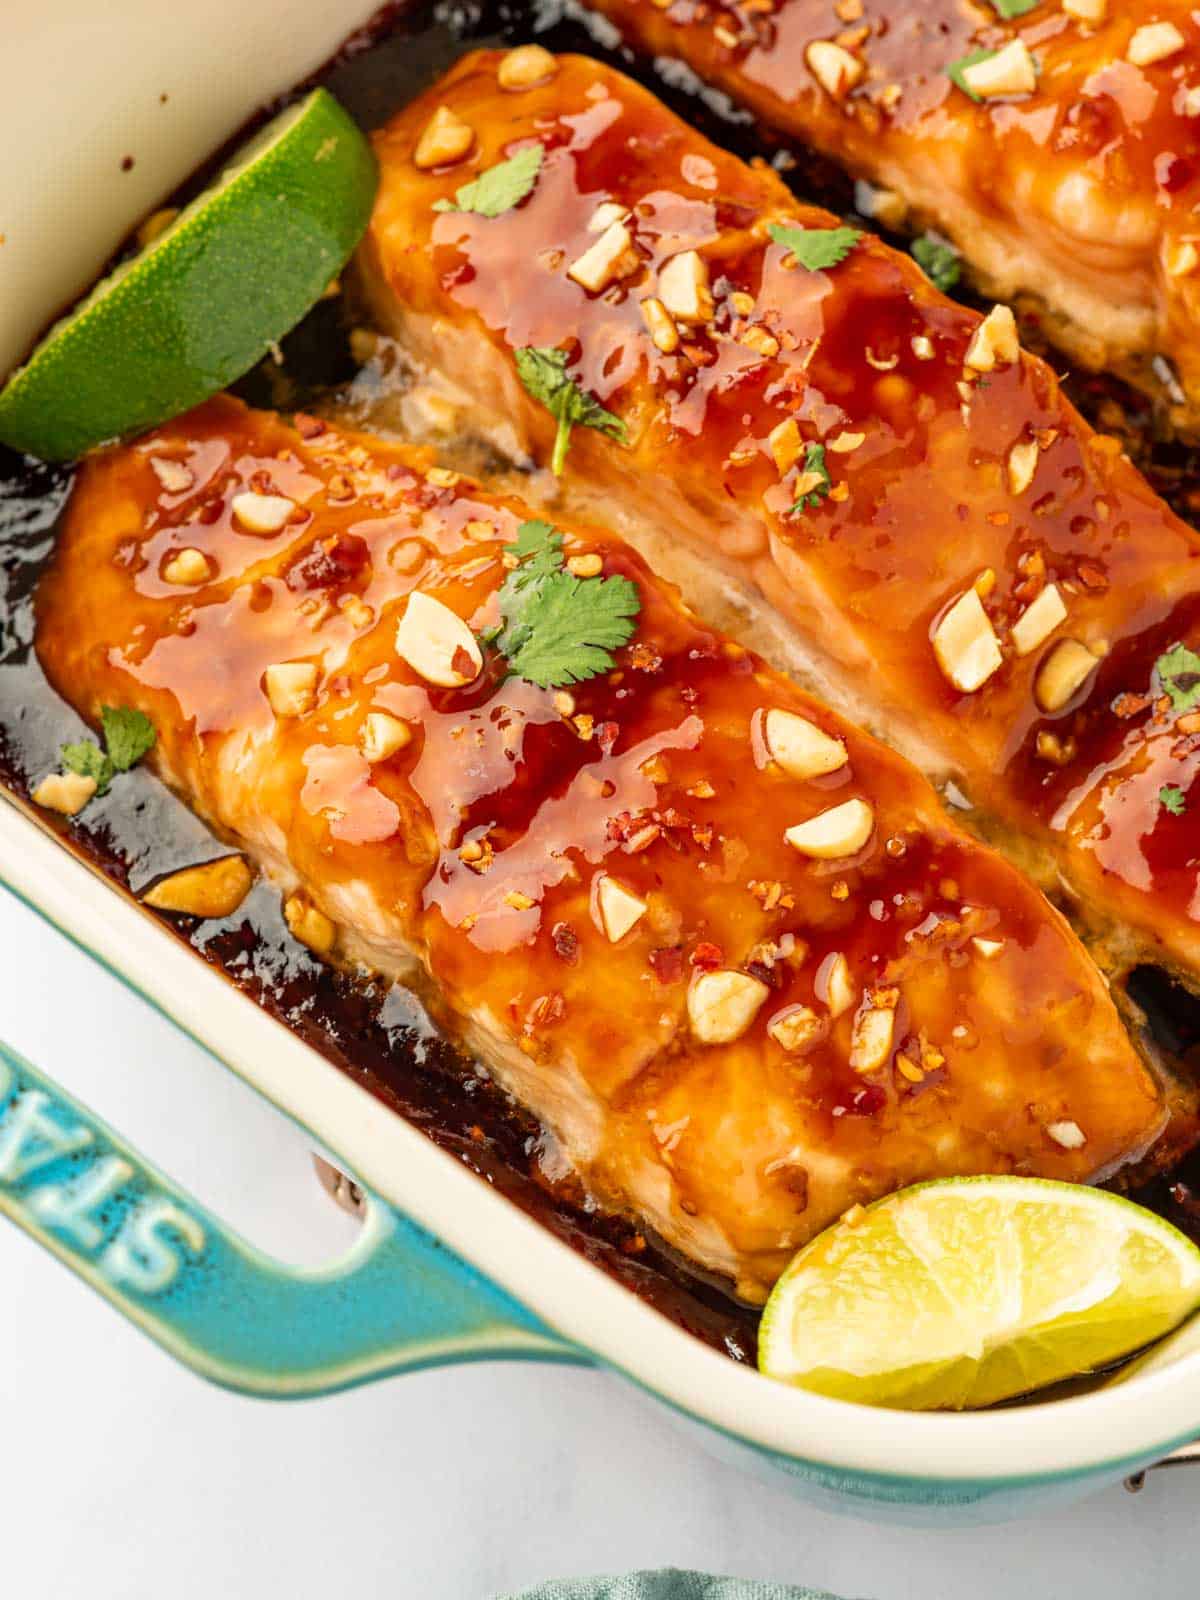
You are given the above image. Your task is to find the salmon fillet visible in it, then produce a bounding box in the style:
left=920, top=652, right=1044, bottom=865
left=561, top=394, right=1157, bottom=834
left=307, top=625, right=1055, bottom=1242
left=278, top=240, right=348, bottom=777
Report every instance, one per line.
left=357, top=48, right=1200, bottom=997
left=35, top=396, right=1169, bottom=1298
left=580, top=0, right=1200, bottom=428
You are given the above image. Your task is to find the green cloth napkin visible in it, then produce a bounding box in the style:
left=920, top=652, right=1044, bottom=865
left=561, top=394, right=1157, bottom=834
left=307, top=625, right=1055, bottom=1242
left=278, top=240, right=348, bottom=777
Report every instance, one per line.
left=504, top=1571, right=849, bottom=1599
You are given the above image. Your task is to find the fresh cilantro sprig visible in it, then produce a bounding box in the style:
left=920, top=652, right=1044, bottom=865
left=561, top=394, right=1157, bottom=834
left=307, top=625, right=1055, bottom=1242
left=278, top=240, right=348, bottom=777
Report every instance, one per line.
left=789, top=443, right=832, bottom=515
left=61, top=705, right=156, bottom=799
left=911, top=234, right=961, bottom=292
left=486, top=519, right=640, bottom=688
left=433, top=143, right=543, bottom=219
left=1160, top=785, right=1187, bottom=817
left=768, top=223, right=862, bottom=272
left=514, top=347, right=627, bottom=475
left=1155, top=643, right=1200, bottom=713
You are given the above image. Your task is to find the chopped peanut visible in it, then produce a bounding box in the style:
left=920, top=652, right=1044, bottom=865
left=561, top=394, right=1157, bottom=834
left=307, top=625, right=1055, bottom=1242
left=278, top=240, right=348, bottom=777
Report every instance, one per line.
left=740, top=325, right=780, bottom=359
left=849, top=1004, right=895, bottom=1074
left=567, top=220, right=639, bottom=293
left=768, top=418, right=802, bottom=474
left=961, top=39, right=1037, bottom=98
left=264, top=662, right=318, bottom=719
left=1035, top=638, right=1099, bottom=712
left=1046, top=1119, right=1086, bottom=1150
left=1007, top=438, right=1039, bottom=496
left=818, top=951, right=856, bottom=1018
left=497, top=44, right=557, bottom=90
left=640, top=296, right=680, bottom=353
left=32, top=771, right=96, bottom=816
left=767, top=1004, right=824, bottom=1054
left=162, top=547, right=210, bottom=586
left=1011, top=583, right=1067, bottom=656
left=143, top=856, right=253, bottom=918
left=1062, top=0, right=1105, bottom=19
left=588, top=201, right=630, bottom=233
left=284, top=895, right=336, bottom=957
left=395, top=591, right=482, bottom=687
left=827, top=430, right=865, bottom=453
left=964, top=304, right=1020, bottom=372
left=784, top=797, right=874, bottom=859
left=932, top=587, right=1003, bottom=693
left=414, top=106, right=474, bottom=170
left=761, top=707, right=847, bottom=780
left=687, top=968, right=770, bottom=1044
left=593, top=874, right=648, bottom=942
left=1128, top=22, right=1184, bottom=68
left=149, top=455, right=193, bottom=493
left=359, top=711, right=412, bottom=763
left=567, top=553, right=604, bottom=579
left=657, top=250, right=714, bottom=324
left=806, top=39, right=864, bottom=100
left=232, top=491, right=295, bottom=533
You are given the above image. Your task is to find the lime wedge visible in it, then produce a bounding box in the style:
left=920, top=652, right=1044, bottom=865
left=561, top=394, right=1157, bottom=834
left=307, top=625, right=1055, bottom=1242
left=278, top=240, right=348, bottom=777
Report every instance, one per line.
left=0, top=88, right=376, bottom=461
left=758, top=1177, right=1200, bottom=1411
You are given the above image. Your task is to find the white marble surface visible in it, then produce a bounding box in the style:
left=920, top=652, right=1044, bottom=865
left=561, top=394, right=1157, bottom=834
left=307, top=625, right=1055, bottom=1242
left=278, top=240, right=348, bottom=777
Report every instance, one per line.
left=1, top=887, right=1195, bottom=1600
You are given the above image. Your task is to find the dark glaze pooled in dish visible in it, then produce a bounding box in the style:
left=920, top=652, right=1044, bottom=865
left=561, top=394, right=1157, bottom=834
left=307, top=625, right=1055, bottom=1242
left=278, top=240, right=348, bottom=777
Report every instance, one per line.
left=358, top=48, right=1200, bottom=995
left=35, top=396, right=1168, bottom=1299
left=579, top=0, right=1200, bottom=427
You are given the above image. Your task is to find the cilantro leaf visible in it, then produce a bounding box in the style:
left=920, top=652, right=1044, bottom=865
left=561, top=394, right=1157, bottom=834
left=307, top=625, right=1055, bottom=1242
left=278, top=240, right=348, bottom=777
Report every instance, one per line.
left=947, top=47, right=998, bottom=101
left=991, top=0, right=1037, bottom=15
left=58, top=705, right=156, bottom=804
left=432, top=142, right=544, bottom=219
left=789, top=443, right=832, bottom=515
left=61, top=741, right=114, bottom=796
left=911, top=234, right=961, bottom=292
left=1160, top=785, right=1187, bottom=817
left=503, top=569, right=641, bottom=688
left=488, top=517, right=641, bottom=687
left=488, top=520, right=565, bottom=656
left=1155, top=643, right=1200, bottom=713
left=101, top=705, right=156, bottom=772
left=768, top=223, right=862, bottom=272
left=514, top=347, right=627, bottom=475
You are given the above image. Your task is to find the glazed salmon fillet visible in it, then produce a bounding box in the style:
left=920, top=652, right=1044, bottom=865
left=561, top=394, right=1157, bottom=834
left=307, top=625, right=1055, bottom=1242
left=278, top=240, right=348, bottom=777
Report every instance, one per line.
left=37, top=397, right=1169, bottom=1298
left=357, top=49, right=1200, bottom=995
left=581, top=0, right=1200, bottom=427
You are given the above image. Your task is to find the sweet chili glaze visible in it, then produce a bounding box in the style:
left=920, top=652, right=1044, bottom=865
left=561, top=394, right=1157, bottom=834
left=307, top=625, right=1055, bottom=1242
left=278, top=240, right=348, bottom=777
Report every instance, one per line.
left=34, top=395, right=1169, bottom=1298
left=578, top=0, right=1200, bottom=423
left=359, top=48, right=1200, bottom=992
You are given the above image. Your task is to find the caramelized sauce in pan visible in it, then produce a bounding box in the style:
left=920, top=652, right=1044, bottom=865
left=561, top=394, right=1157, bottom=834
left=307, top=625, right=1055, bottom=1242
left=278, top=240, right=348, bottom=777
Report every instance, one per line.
left=3, top=0, right=1200, bottom=1360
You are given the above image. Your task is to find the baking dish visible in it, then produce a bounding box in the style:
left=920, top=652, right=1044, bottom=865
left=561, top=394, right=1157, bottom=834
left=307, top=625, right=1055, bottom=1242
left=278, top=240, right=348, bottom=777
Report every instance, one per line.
left=4, top=0, right=1200, bottom=1527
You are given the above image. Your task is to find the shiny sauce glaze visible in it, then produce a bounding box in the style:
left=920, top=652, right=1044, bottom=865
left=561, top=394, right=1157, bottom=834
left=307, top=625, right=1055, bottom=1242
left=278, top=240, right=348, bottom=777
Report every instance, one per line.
left=580, top=0, right=1200, bottom=420
left=38, top=395, right=1170, bottom=1299
left=0, top=439, right=764, bottom=1358
left=1, top=0, right=1200, bottom=1353
left=362, top=47, right=1200, bottom=990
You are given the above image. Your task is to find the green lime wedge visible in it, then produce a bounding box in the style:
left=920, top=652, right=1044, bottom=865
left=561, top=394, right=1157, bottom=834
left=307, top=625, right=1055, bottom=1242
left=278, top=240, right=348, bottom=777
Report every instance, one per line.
left=758, top=1177, right=1200, bottom=1411
left=0, top=88, right=376, bottom=461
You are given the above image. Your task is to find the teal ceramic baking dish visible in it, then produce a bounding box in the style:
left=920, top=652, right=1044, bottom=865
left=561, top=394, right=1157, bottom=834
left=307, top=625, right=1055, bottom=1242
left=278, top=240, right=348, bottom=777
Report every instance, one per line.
left=3, top=1, right=1200, bottom=1528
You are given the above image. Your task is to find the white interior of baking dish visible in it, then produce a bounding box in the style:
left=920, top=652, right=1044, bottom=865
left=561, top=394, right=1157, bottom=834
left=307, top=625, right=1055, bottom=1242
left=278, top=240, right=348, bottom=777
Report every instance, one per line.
left=4, top=0, right=1200, bottom=1487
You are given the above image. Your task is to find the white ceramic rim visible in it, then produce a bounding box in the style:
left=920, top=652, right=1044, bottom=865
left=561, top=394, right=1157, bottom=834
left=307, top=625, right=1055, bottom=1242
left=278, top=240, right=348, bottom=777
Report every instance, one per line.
left=3, top=790, right=1198, bottom=1485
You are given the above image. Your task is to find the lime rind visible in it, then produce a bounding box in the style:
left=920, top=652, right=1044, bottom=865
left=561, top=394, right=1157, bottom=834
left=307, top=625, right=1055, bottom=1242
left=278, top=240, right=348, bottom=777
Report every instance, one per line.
left=0, top=88, right=377, bottom=461
left=758, top=1176, right=1200, bottom=1411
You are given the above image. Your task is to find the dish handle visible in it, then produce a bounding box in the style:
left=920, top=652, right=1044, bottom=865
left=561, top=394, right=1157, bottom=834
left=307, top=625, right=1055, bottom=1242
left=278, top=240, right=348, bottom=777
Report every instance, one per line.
left=0, top=1037, right=584, bottom=1396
